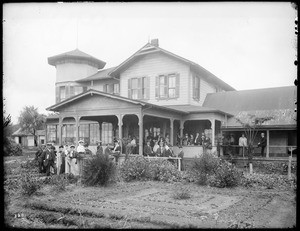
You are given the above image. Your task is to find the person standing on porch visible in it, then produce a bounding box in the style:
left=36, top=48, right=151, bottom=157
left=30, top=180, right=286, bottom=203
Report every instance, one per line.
left=194, top=132, right=201, bottom=145
left=112, top=139, right=121, bottom=163
left=203, top=135, right=212, bottom=154
left=153, top=140, right=159, bottom=155
left=258, top=133, right=266, bottom=157
left=143, top=140, right=154, bottom=156
left=156, top=141, right=166, bottom=157
left=239, top=133, right=247, bottom=156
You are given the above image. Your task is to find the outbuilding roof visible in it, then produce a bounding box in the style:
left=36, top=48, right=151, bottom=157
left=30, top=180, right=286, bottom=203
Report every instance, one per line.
left=203, top=86, right=297, bottom=127
left=48, top=49, right=106, bottom=69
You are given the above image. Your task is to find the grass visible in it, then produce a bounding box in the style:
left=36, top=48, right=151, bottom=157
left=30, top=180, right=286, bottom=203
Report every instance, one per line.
left=172, top=187, right=192, bottom=200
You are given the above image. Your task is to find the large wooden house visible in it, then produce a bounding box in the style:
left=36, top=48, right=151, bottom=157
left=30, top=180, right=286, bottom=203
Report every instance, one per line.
left=45, top=39, right=297, bottom=158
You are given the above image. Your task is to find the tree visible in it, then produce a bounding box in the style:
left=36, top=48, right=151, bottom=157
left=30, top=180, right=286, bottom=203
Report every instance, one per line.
left=3, top=98, right=12, bottom=154
left=236, top=114, right=274, bottom=160
left=18, top=106, right=46, bottom=147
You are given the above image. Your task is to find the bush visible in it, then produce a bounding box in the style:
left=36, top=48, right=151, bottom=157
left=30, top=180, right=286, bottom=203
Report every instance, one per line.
left=51, top=174, right=69, bottom=192
left=4, top=137, right=22, bottom=156
left=191, top=152, right=220, bottom=185
left=119, top=156, right=182, bottom=182
left=81, top=154, right=117, bottom=186
left=119, top=156, right=149, bottom=182
left=20, top=171, right=42, bottom=196
left=207, top=159, right=242, bottom=188
left=146, top=159, right=182, bottom=182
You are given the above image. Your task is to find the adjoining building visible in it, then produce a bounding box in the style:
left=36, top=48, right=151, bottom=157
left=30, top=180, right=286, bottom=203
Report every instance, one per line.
left=12, top=128, right=45, bottom=147
left=45, top=39, right=297, bottom=158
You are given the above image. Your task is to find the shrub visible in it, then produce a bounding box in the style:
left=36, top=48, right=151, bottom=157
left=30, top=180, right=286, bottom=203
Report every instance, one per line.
left=119, top=156, right=149, bottom=182
left=191, top=152, right=220, bottom=185
left=147, top=159, right=182, bottom=182
left=81, top=154, right=117, bottom=186
left=51, top=174, right=69, bottom=192
left=4, top=138, right=22, bottom=156
left=120, top=156, right=182, bottom=182
left=20, top=171, right=42, bottom=196
left=21, top=159, right=39, bottom=172
left=207, top=159, right=242, bottom=188
left=172, top=187, right=192, bottom=200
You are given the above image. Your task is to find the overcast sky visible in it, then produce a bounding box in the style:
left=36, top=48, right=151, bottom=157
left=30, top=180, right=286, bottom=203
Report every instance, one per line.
left=3, top=2, right=297, bottom=124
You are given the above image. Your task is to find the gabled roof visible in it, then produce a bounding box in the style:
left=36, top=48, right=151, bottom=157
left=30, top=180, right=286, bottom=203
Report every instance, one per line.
left=203, top=86, right=297, bottom=127
left=76, top=67, right=116, bottom=82
left=46, top=89, right=187, bottom=115
left=12, top=128, right=32, bottom=137
left=109, top=43, right=235, bottom=91
left=48, top=49, right=106, bottom=69
left=164, top=104, right=233, bottom=116
left=203, top=86, right=297, bottom=113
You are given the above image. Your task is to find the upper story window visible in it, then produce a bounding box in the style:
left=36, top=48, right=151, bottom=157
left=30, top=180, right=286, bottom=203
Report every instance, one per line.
left=60, top=86, right=66, bottom=101
left=193, top=75, right=200, bottom=101
left=155, top=73, right=179, bottom=99
left=104, top=83, right=120, bottom=95
left=128, top=77, right=149, bottom=100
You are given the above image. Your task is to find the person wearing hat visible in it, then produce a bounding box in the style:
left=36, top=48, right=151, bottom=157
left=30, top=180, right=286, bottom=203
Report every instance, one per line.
left=96, top=141, right=104, bottom=156
left=56, top=145, right=65, bottom=175
left=143, top=140, right=154, bottom=157
left=44, top=142, right=57, bottom=176
left=77, top=140, right=85, bottom=153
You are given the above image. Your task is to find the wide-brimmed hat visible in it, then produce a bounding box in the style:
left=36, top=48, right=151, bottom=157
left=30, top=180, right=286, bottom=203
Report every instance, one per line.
left=78, top=140, right=84, bottom=144
left=70, top=145, right=75, bottom=148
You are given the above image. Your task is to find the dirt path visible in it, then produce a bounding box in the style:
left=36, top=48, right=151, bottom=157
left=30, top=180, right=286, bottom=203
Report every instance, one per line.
left=5, top=181, right=296, bottom=228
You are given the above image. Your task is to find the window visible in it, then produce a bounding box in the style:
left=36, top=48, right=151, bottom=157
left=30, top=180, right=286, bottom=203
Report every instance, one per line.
left=60, top=86, right=66, bottom=101
left=155, top=73, right=179, bottom=99
left=74, top=86, right=83, bottom=95
left=79, top=124, right=89, bottom=144
left=90, top=123, right=100, bottom=145
left=47, top=125, right=58, bottom=144
left=104, top=83, right=120, bottom=95
left=102, top=123, right=113, bottom=144
left=128, top=77, right=149, bottom=100
left=193, top=75, right=200, bottom=100
left=62, top=124, right=76, bottom=145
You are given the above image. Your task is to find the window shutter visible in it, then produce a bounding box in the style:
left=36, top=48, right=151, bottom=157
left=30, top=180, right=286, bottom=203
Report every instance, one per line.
left=145, top=77, right=150, bottom=99
left=192, top=75, right=195, bottom=99
left=138, top=78, right=142, bottom=99
left=164, top=75, right=168, bottom=98
left=56, top=86, right=60, bottom=103
left=175, top=73, right=180, bottom=98
left=70, top=86, right=75, bottom=97
left=128, top=79, right=132, bottom=98
left=66, top=85, right=69, bottom=98
left=155, top=76, right=159, bottom=99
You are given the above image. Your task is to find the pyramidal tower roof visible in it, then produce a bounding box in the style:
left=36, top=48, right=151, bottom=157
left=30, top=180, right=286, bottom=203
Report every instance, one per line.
left=48, top=48, right=106, bottom=69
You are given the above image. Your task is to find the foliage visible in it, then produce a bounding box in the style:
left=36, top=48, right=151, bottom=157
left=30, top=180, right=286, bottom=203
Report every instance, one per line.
left=207, top=159, right=242, bottom=188
left=50, top=174, right=69, bottom=192
left=146, top=158, right=182, bottom=182
left=4, top=137, right=23, bottom=156
left=240, top=172, right=297, bottom=190
left=119, top=156, right=149, bottom=182
left=254, top=161, right=297, bottom=175
left=172, top=187, right=192, bottom=200
left=119, top=156, right=182, bottom=182
left=21, top=158, right=39, bottom=171
left=20, top=171, right=42, bottom=196
left=81, top=154, right=117, bottom=186
left=191, top=152, right=220, bottom=185
left=18, top=105, right=46, bottom=146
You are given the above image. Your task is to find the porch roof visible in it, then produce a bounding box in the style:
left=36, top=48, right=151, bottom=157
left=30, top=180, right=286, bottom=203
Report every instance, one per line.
left=164, top=104, right=233, bottom=116
left=46, top=89, right=188, bottom=115
left=12, top=128, right=31, bottom=137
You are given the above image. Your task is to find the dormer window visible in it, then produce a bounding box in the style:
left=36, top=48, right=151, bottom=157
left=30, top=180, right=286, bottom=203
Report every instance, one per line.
left=104, top=83, right=120, bottom=95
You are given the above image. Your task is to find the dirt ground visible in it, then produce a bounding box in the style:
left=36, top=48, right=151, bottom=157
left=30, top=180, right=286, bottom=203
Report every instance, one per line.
left=4, top=154, right=297, bottom=229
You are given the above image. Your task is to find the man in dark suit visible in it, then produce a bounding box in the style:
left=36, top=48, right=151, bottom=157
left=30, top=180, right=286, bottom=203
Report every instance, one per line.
left=258, top=133, right=266, bottom=157
left=156, top=142, right=166, bottom=157
left=112, top=140, right=121, bottom=163
left=44, top=143, right=57, bottom=176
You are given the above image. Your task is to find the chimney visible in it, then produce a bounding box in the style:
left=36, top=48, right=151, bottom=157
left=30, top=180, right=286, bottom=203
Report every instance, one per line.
left=150, top=39, right=159, bottom=47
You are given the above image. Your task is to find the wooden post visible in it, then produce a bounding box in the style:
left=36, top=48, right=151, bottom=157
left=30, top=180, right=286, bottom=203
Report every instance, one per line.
left=170, top=118, right=174, bottom=146
left=249, top=163, right=253, bottom=175
left=288, top=155, right=292, bottom=180
left=138, top=114, right=143, bottom=155
left=266, top=130, right=270, bottom=158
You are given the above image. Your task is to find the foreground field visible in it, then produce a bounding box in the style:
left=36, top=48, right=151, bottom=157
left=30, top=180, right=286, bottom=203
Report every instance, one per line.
left=4, top=155, right=296, bottom=229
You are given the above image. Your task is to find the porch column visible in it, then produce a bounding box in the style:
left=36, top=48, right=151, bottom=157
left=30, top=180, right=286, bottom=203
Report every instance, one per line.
left=170, top=118, right=174, bottom=146
left=210, top=119, right=215, bottom=146
left=138, top=117, right=143, bottom=155
left=99, top=122, right=102, bottom=142
left=118, top=115, right=123, bottom=140
left=58, top=117, right=63, bottom=145
left=162, top=120, right=167, bottom=137
left=266, top=130, right=270, bottom=158
left=75, top=116, right=80, bottom=145
left=180, top=120, right=184, bottom=145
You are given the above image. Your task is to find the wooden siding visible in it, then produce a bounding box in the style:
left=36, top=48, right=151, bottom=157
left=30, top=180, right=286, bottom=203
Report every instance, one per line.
left=198, top=78, right=217, bottom=105
left=120, top=52, right=190, bottom=106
